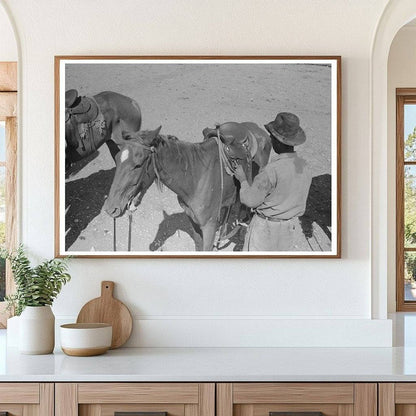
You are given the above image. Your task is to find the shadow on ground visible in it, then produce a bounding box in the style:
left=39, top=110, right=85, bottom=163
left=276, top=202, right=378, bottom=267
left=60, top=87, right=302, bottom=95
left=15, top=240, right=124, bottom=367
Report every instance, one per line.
left=150, top=174, right=332, bottom=251
left=65, top=168, right=115, bottom=248
left=299, top=173, right=332, bottom=240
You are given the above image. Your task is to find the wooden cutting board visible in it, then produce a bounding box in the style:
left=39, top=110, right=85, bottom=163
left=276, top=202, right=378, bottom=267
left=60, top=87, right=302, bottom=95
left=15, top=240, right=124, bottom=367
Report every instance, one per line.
left=76, top=281, right=133, bottom=349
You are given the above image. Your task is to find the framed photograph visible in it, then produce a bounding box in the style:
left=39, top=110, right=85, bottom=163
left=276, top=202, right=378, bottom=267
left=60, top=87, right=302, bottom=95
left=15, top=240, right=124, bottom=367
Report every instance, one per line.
left=55, top=56, right=341, bottom=258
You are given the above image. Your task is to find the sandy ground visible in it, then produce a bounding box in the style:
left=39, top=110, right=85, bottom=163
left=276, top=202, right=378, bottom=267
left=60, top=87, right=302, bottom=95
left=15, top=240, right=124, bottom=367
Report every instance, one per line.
left=65, top=62, right=333, bottom=253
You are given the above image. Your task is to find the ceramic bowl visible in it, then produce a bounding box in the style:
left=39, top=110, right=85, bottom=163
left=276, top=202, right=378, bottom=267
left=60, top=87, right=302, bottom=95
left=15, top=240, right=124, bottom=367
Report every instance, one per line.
left=60, top=323, right=112, bottom=356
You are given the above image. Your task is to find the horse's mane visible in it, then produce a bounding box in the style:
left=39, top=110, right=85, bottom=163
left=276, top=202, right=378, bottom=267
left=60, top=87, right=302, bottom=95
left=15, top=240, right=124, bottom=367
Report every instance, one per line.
left=153, top=133, right=214, bottom=171
left=154, top=133, right=179, bottom=146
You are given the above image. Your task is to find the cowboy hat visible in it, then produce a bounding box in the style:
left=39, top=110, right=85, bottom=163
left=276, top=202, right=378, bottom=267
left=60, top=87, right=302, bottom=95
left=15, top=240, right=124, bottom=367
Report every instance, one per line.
left=264, top=112, right=306, bottom=146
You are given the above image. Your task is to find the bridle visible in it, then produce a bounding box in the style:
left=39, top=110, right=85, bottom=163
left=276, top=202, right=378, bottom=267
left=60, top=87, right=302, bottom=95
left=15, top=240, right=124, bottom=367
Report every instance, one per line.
left=113, top=139, right=162, bottom=252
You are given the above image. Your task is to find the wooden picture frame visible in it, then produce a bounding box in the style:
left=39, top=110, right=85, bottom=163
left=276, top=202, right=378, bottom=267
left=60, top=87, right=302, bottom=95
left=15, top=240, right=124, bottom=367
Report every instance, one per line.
left=55, top=56, right=341, bottom=258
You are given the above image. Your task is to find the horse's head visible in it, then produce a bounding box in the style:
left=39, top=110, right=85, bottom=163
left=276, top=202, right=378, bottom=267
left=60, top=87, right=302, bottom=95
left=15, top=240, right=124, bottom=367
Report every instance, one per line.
left=203, top=122, right=258, bottom=184
left=104, top=126, right=162, bottom=218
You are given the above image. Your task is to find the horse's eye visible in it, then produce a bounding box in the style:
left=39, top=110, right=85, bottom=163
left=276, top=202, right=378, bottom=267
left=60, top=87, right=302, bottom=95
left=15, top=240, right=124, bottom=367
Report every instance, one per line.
left=134, top=163, right=143, bottom=169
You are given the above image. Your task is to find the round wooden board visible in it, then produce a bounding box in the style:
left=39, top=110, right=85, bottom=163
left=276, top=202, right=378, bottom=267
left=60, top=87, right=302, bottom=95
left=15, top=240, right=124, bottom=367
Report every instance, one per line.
left=76, top=281, right=133, bottom=349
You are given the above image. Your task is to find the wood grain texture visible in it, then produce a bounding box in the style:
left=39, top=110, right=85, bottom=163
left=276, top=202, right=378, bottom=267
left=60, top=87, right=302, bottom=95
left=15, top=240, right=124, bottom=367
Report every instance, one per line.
left=233, top=383, right=354, bottom=404
left=0, top=116, right=17, bottom=328
left=54, top=55, right=341, bottom=259
left=79, top=404, right=101, bottom=416
left=238, top=404, right=253, bottom=416
left=55, top=383, right=78, bottom=416
left=62, top=346, right=109, bottom=357
left=0, top=62, right=17, bottom=92
left=379, top=384, right=395, bottom=416
left=397, top=89, right=416, bottom=96
left=100, top=403, right=185, bottom=416
left=217, top=384, right=233, bottom=416
left=39, top=383, right=54, bottom=416
left=54, top=56, right=61, bottom=258
left=397, top=93, right=406, bottom=311
left=185, top=404, right=199, bottom=416
left=0, top=92, right=16, bottom=120
left=395, top=383, right=416, bottom=403
left=337, top=404, right=353, bottom=416
left=397, top=405, right=416, bottom=416
left=23, top=404, right=39, bottom=416
left=5, top=117, right=17, bottom=294
left=0, top=405, right=23, bottom=416
left=0, top=383, right=39, bottom=403
left=78, top=383, right=199, bottom=404
left=251, top=403, right=339, bottom=416
left=396, top=89, right=416, bottom=311
left=199, top=384, right=215, bottom=416
left=76, top=281, right=133, bottom=349
left=353, top=384, right=377, bottom=416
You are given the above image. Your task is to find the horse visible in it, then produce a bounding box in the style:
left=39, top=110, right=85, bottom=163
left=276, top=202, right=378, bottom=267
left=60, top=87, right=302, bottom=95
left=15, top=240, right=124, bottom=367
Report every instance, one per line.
left=65, top=90, right=142, bottom=172
left=103, top=123, right=271, bottom=251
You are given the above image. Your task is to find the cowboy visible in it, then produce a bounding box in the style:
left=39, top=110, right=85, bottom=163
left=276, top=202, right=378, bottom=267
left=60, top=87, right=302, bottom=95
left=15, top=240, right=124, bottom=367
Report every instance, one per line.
left=234, top=112, right=312, bottom=251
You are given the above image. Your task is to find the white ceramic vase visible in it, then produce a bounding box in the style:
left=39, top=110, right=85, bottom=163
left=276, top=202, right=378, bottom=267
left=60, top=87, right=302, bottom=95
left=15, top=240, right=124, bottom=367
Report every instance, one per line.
left=19, top=306, right=55, bottom=354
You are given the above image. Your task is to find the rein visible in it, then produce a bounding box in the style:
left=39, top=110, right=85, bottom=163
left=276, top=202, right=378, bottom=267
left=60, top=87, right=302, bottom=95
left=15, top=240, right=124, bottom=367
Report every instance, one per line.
left=212, top=131, right=254, bottom=249
left=215, top=125, right=225, bottom=224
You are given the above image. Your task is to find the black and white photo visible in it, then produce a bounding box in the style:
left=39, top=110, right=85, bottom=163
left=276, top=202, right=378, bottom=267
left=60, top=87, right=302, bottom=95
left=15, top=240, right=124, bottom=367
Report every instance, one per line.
left=56, top=57, right=341, bottom=257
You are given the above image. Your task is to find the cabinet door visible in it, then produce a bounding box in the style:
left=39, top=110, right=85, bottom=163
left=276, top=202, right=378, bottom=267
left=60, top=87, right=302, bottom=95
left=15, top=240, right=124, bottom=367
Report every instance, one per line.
left=379, top=383, right=416, bottom=416
left=217, top=383, right=377, bottom=416
left=56, top=383, right=215, bottom=416
left=0, top=383, right=53, bottom=416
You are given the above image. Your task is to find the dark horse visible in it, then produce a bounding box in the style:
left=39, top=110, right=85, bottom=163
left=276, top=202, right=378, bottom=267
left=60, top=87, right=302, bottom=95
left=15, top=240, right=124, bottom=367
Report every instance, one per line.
left=103, top=123, right=271, bottom=251
left=65, top=90, right=142, bottom=172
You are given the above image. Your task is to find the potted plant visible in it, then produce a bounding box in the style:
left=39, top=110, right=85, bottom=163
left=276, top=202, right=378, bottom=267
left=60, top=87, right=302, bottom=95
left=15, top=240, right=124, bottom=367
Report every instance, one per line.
left=1, top=245, right=71, bottom=354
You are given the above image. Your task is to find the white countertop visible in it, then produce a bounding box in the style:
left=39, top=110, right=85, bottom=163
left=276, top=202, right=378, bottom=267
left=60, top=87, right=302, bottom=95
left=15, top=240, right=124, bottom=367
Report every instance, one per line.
left=2, top=328, right=416, bottom=382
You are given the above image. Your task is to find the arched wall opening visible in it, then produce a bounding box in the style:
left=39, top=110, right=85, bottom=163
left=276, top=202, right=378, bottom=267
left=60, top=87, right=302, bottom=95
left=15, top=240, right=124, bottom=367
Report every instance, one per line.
left=387, top=18, right=416, bottom=313
left=371, top=0, right=416, bottom=319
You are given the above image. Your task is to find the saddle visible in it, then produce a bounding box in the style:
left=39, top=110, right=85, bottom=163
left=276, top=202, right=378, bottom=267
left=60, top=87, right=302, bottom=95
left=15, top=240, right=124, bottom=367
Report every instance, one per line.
left=65, top=89, right=106, bottom=164
left=203, top=122, right=258, bottom=159
left=65, top=89, right=99, bottom=124
left=202, top=121, right=259, bottom=176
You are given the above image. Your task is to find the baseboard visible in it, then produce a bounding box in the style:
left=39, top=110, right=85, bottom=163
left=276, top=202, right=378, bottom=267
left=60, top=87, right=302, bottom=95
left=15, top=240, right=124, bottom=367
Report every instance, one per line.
left=55, top=317, right=392, bottom=347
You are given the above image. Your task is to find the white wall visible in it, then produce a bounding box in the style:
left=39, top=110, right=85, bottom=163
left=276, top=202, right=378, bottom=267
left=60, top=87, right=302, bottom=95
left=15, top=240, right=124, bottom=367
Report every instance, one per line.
left=0, top=0, right=393, bottom=346
left=387, top=24, right=416, bottom=312
left=0, top=4, right=17, bottom=61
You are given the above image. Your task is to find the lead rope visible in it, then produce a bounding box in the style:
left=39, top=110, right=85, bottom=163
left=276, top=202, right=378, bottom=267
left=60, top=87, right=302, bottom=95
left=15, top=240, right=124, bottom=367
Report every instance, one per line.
left=128, top=211, right=133, bottom=251
left=113, top=217, right=117, bottom=251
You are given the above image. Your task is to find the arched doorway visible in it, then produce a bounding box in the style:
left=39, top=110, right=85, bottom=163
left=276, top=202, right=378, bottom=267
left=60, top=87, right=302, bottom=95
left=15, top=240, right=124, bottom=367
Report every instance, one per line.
left=371, top=0, right=416, bottom=319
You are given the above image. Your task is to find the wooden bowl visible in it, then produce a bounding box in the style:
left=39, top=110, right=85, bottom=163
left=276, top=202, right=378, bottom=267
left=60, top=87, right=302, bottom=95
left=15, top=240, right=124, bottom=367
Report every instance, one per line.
left=60, top=323, right=112, bottom=356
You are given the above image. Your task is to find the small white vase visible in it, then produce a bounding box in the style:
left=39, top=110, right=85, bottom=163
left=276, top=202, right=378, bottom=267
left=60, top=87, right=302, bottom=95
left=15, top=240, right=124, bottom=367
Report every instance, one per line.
left=19, top=306, right=55, bottom=354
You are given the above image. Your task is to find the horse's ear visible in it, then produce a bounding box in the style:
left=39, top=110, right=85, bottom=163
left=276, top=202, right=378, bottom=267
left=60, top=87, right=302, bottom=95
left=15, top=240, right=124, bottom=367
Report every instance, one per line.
left=144, top=125, right=162, bottom=144
left=122, top=130, right=139, bottom=141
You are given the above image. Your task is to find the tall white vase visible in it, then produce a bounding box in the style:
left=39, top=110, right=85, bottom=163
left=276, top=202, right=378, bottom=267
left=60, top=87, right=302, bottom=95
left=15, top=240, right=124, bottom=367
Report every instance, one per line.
left=19, top=306, right=55, bottom=354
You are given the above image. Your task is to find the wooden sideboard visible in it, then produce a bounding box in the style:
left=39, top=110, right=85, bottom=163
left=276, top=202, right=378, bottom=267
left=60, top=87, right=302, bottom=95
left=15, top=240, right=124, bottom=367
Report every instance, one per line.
left=0, top=382, right=414, bottom=416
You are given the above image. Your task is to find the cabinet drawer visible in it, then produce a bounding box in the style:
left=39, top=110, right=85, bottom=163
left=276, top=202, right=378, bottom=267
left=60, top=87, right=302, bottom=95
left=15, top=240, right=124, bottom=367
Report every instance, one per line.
left=217, top=383, right=376, bottom=416
left=56, top=383, right=215, bottom=416
left=379, top=383, right=416, bottom=416
left=0, top=383, right=53, bottom=416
